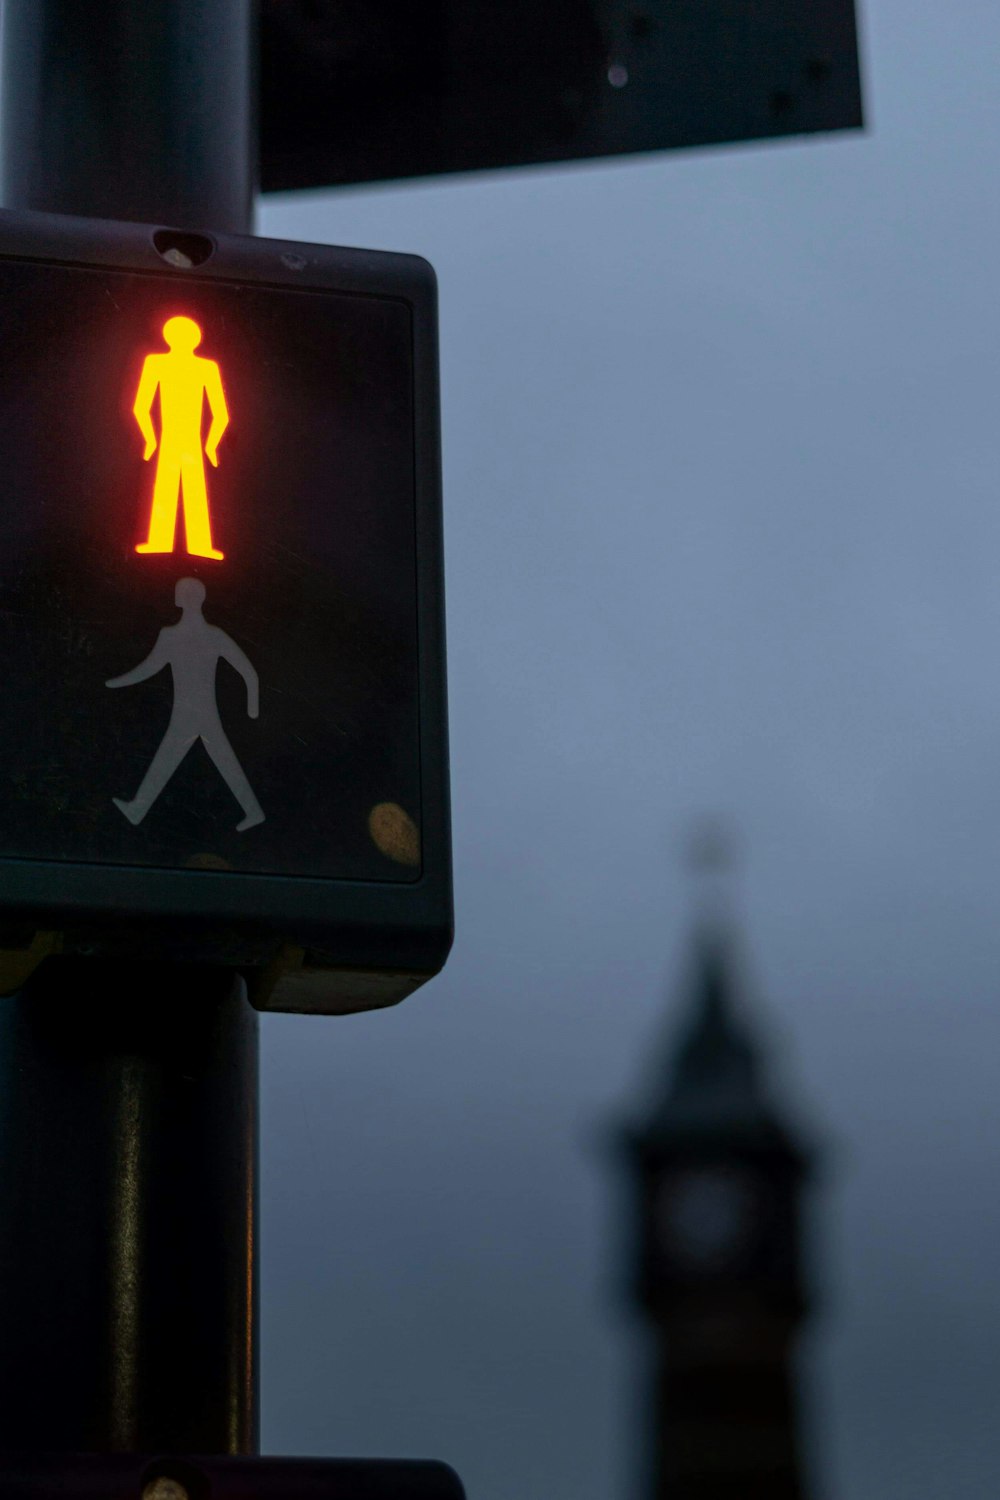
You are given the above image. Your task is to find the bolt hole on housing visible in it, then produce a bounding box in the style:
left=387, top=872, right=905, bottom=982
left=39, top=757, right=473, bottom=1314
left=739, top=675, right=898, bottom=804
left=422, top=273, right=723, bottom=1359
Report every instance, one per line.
left=153, top=229, right=215, bottom=269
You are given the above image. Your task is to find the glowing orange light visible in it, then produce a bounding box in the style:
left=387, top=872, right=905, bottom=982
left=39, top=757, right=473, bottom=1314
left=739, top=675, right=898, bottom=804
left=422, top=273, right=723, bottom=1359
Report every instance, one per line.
left=132, top=315, right=229, bottom=560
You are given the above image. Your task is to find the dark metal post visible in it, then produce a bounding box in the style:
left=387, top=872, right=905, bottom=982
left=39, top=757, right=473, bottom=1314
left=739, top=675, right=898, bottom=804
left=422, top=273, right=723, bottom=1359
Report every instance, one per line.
left=0, top=963, right=258, bottom=1453
left=1, top=0, right=254, bottom=233
left=0, top=0, right=258, bottom=1455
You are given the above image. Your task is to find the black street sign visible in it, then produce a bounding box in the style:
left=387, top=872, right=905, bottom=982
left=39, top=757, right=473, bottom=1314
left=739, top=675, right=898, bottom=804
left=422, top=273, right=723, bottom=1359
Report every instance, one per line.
left=0, top=210, right=451, bottom=1013
left=0, top=1454, right=465, bottom=1499
left=260, top=0, right=863, bottom=194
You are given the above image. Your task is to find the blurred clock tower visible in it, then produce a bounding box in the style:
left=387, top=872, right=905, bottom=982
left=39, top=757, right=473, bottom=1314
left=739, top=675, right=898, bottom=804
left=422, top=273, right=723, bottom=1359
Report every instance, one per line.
left=623, top=834, right=818, bottom=1500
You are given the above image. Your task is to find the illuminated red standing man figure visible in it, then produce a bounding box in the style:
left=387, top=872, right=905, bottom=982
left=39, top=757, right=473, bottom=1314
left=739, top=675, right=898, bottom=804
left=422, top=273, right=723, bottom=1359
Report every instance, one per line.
left=133, top=315, right=229, bottom=560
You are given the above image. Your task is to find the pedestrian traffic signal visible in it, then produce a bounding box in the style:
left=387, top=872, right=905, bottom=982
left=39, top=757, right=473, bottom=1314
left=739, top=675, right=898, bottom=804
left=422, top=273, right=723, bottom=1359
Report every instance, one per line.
left=0, top=210, right=451, bottom=1014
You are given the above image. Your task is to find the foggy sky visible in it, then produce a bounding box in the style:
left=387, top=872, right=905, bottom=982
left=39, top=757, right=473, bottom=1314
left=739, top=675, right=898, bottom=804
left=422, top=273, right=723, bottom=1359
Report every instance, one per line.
left=257, top=3, right=1000, bottom=1496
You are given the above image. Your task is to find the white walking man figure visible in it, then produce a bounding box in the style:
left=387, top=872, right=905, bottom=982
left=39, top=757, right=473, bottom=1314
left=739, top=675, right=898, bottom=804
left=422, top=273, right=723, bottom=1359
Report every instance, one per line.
left=107, top=577, right=265, bottom=832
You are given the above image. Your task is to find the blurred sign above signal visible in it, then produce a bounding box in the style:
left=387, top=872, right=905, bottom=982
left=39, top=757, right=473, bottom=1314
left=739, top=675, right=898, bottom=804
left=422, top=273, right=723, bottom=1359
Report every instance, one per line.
left=260, top=0, right=863, bottom=193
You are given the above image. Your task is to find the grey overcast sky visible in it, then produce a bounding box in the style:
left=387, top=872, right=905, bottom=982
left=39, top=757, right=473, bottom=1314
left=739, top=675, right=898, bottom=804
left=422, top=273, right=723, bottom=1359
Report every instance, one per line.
left=257, top=2, right=1000, bottom=1496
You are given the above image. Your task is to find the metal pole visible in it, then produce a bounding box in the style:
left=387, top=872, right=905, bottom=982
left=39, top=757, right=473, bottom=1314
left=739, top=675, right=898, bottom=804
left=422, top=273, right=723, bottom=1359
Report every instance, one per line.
left=0, top=0, right=258, bottom=1455
left=0, top=962, right=258, bottom=1453
left=0, top=0, right=254, bottom=232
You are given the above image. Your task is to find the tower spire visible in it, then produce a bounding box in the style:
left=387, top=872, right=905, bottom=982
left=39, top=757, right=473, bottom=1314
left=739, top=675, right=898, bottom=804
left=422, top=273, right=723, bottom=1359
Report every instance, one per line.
left=643, top=822, right=801, bottom=1154
left=621, top=832, right=817, bottom=1500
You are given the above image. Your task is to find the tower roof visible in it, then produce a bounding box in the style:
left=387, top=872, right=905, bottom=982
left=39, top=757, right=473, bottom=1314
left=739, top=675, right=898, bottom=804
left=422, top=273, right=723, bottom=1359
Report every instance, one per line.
left=634, top=922, right=809, bottom=1162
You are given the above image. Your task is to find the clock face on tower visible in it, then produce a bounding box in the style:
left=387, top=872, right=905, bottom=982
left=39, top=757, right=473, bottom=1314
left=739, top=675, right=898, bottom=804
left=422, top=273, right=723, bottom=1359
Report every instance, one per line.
left=656, top=1167, right=756, bottom=1272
